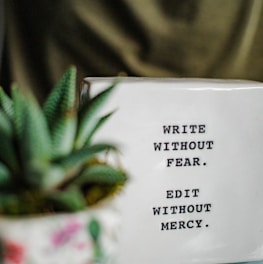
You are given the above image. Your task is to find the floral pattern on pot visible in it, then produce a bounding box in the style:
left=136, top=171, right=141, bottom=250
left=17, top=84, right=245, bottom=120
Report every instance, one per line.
left=0, top=205, right=119, bottom=264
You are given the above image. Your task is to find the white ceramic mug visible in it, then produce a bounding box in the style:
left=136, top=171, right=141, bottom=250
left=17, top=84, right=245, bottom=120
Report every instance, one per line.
left=85, top=77, right=263, bottom=264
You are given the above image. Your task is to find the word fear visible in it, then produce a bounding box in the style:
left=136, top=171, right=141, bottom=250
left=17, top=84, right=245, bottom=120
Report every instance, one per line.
left=166, top=157, right=204, bottom=167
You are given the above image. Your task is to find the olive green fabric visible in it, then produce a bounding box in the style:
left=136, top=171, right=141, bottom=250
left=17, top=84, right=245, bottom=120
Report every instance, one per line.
left=1, top=0, right=263, bottom=101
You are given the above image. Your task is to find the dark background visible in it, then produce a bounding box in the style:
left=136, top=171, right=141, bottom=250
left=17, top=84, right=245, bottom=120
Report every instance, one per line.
left=0, top=0, right=263, bottom=102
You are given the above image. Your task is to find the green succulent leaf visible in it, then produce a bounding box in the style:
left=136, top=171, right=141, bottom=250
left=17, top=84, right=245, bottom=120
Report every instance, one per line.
left=54, top=143, right=115, bottom=169
left=75, top=82, right=117, bottom=149
left=82, top=110, right=115, bottom=147
left=0, top=87, right=14, bottom=119
left=0, top=162, right=12, bottom=190
left=12, top=84, right=27, bottom=140
left=43, top=66, right=77, bottom=156
left=0, top=68, right=126, bottom=216
left=41, top=165, right=66, bottom=190
left=22, top=161, right=66, bottom=191
left=46, top=186, right=86, bottom=212
left=74, top=164, right=127, bottom=185
left=21, top=94, right=52, bottom=163
left=0, top=109, right=12, bottom=136
left=0, top=130, right=17, bottom=171
left=0, top=109, right=17, bottom=170
left=50, top=113, right=77, bottom=158
left=43, top=66, right=77, bottom=124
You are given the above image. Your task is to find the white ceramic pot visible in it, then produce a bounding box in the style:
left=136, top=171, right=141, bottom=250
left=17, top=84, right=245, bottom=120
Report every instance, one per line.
left=0, top=204, right=119, bottom=264
left=85, top=77, right=263, bottom=264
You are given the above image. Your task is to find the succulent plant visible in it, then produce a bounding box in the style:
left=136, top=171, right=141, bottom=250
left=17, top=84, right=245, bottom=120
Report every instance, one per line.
left=0, top=66, right=127, bottom=215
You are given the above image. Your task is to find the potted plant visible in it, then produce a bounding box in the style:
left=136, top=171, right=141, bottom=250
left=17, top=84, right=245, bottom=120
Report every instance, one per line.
left=0, top=66, right=127, bottom=264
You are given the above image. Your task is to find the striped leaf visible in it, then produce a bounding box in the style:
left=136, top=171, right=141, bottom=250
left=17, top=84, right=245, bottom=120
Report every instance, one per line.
left=75, top=82, right=117, bottom=149
left=0, top=109, right=17, bottom=170
left=43, top=66, right=77, bottom=124
left=21, top=94, right=52, bottom=163
left=0, top=131, right=17, bottom=171
left=43, top=66, right=77, bottom=156
left=82, top=110, right=115, bottom=147
left=22, top=161, right=65, bottom=190
left=0, top=87, right=14, bottom=119
left=54, top=143, right=115, bottom=170
left=49, top=113, right=77, bottom=158
left=0, top=109, right=13, bottom=139
left=0, top=68, right=127, bottom=215
left=12, top=85, right=27, bottom=140
left=73, top=164, right=127, bottom=185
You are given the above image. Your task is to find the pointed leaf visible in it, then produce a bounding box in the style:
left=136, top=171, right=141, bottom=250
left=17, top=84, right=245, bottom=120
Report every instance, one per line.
left=0, top=130, right=17, bottom=171
left=21, top=94, right=52, bottom=162
left=73, top=164, right=127, bottom=185
left=0, top=87, right=14, bottom=119
left=41, top=164, right=65, bottom=190
left=75, top=82, right=117, bottom=149
left=46, top=186, right=86, bottom=212
left=12, top=85, right=27, bottom=140
left=43, top=66, right=77, bottom=156
left=54, top=143, right=116, bottom=170
left=22, top=161, right=65, bottom=190
left=0, top=109, right=13, bottom=138
left=50, top=113, right=77, bottom=158
left=43, top=66, right=77, bottom=124
left=83, top=110, right=115, bottom=147
left=0, top=109, right=17, bottom=170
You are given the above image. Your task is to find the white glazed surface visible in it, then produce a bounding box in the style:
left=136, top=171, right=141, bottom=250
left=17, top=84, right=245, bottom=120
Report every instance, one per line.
left=86, top=78, right=263, bottom=264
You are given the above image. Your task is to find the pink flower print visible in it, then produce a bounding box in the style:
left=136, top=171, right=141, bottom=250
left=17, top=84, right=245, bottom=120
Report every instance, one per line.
left=51, top=220, right=82, bottom=247
left=74, top=241, right=88, bottom=250
left=4, top=240, right=25, bottom=264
